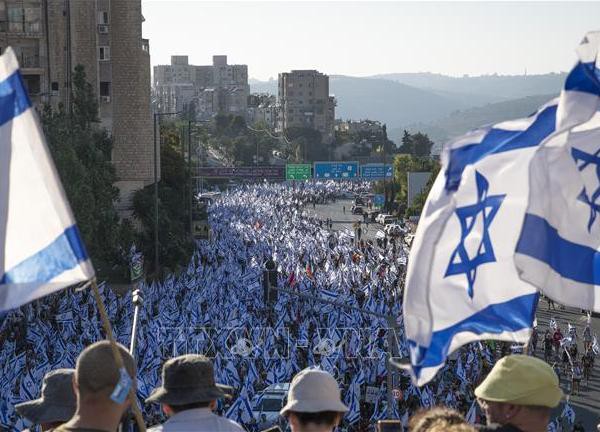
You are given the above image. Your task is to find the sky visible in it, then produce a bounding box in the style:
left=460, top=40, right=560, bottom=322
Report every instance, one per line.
left=141, top=1, right=600, bottom=81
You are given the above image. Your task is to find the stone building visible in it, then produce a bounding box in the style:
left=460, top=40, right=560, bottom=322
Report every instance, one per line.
left=153, top=55, right=249, bottom=120
left=0, top=0, right=155, bottom=213
left=277, top=69, right=335, bottom=144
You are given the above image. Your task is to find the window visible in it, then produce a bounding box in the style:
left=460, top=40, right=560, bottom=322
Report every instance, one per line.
left=99, top=46, right=110, bottom=61
left=51, top=82, right=59, bottom=91
left=22, top=74, right=40, bottom=94
left=7, top=5, right=23, bottom=32
left=98, top=11, right=109, bottom=25
left=24, top=6, right=40, bottom=32
left=100, top=81, right=111, bottom=97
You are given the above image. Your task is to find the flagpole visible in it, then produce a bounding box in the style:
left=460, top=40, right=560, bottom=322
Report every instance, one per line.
left=91, top=279, right=147, bottom=432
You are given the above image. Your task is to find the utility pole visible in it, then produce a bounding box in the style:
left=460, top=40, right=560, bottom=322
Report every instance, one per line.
left=153, top=111, right=181, bottom=274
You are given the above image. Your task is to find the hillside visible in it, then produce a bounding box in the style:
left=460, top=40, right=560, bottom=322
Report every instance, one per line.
left=370, top=72, right=566, bottom=100
left=250, top=75, right=491, bottom=128
left=391, top=93, right=557, bottom=154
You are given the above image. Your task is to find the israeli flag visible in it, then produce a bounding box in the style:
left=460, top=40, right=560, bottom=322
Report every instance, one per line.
left=515, top=32, right=600, bottom=311
left=400, top=32, right=600, bottom=386
left=0, top=48, right=93, bottom=312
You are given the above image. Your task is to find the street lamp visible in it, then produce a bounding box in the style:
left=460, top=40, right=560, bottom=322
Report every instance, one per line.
left=153, top=111, right=182, bottom=274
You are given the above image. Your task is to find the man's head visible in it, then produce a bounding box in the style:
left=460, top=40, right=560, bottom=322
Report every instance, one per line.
left=15, top=368, right=76, bottom=431
left=280, top=368, right=348, bottom=432
left=74, top=340, right=136, bottom=410
left=475, top=355, right=562, bottom=431
left=145, top=354, right=231, bottom=416
left=408, top=407, right=468, bottom=432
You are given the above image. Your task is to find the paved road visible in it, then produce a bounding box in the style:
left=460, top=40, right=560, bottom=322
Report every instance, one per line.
left=308, top=198, right=385, bottom=242
left=534, top=297, right=600, bottom=430
left=311, top=199, right=600, bottom=429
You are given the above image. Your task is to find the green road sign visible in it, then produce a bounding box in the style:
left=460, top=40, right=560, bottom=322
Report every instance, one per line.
left=286, top=163, right=312, bottom=180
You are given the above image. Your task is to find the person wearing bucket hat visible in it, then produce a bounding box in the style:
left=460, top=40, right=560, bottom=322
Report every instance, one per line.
left=474, top=355, right=563, bottom=432
left=280, top=368, right=348, bottom=432
left=15, top=368, right=76, bottom=431
left=146, top=354, right=244, bottom=432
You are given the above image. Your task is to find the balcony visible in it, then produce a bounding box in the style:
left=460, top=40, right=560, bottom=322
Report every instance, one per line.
left=18, top=54, right=41, bottom=69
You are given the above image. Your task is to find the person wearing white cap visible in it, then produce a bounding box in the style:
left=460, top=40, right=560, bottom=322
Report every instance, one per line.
left=280, top=368, right=348, bottom=432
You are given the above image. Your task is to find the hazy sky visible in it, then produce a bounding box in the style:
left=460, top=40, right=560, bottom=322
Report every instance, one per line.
left=141, top=1, right=600, bottom=80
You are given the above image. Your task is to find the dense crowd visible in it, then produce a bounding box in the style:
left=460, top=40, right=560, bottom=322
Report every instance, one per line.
left=0, top=181, right=589, bottom=431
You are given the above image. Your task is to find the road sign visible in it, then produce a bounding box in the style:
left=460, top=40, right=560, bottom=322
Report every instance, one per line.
left=373, top=194, right=385, bottom=207
left=286, top=163, right=312, bottom=180
left=313, top=161, right=359, bottom=179
left=194, top=166, right=285, bottom=179
left=129, top=252, right=144, bottom=282
left=360, top=164, right=393, bottom=180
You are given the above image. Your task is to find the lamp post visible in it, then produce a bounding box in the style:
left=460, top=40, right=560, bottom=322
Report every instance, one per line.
left=153, top=111, right=181, bottom=274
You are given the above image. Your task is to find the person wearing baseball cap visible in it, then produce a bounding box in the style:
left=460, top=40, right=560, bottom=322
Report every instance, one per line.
left=145, top=354, right=243, bottom=432
left=50, top=341, right=137, bottom=432
left=280, top=368, right=348, bottom=432
left=15, top=369, right=76, bottom=431
left=474, top=355, right=563, bottom=432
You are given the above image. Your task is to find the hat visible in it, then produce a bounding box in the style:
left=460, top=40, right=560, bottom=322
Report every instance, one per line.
left=76, top=341, right=136, bottom=395
left=280, top=368, right=348, bottom=415
left=146, top=354, right=232, bottom=405
left=475, top=355, right=563, bottom=408
left=15, top=369, right=76, bottom=424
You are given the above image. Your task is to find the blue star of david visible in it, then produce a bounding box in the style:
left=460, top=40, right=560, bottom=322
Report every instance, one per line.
left=571, top=147, right=600, bottom=232
left=445, top=171, right=506, bottom=298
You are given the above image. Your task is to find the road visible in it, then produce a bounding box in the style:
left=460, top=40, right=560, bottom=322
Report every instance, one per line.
left=535, top=297, right=600, bottom=430
left=308, top=198, right=386, bottom=241
left=312, top=199, right=600, bottom=429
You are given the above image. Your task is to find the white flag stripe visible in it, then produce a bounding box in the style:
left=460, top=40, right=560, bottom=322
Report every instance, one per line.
left=515, top=32, right=600, bottom=311
left=402, top=32, right=600, bottom=386
left=0, top=47, right=93, bottom=312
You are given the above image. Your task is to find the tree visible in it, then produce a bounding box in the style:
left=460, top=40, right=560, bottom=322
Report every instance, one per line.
left=41, top=65, right=133, bottom=278
left=133, top=122, right=194, bottom=275
left=397, top=130, right=433, bottom=157
left=393, top=153, right=439, bottom=207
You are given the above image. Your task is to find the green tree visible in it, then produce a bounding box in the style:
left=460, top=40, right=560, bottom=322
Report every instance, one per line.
left=41, top=65, right=133, bottom=277
left=393, top=153, right=439, bottom=206
left=397, top=130, right=433, bottom=157
left=132, top=122, right=194, bottom=275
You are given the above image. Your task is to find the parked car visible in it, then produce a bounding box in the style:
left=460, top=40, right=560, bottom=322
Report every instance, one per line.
left=252, top=383, right=289, bottom=430
left=375, top=213, right=392, bottom=224
left=351, top=205, right=364, bottom=214
left=381, top=215, right=397, bottom=225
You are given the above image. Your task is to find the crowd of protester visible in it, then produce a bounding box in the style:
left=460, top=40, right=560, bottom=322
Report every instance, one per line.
left=0, top=181, right=593, bottom=431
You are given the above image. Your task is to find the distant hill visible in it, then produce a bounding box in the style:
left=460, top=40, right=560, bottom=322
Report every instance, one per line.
left=250, top=75, right=494, bottom=127
left=370, top=72, right=566, bottom=100
left=391, top=93, right=557, bottom=154
left=249, top=72, right=565, bottom=148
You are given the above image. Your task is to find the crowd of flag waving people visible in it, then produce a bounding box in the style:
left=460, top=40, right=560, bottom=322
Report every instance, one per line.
left=0, top=180, right=589, bottom=432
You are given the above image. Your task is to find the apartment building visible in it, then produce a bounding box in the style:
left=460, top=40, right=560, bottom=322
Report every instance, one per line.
left=153, top=55, right=249, bottom=119
left=277, top=70, right=335, bottom=144
left=0, top=0, right=155, bottom=212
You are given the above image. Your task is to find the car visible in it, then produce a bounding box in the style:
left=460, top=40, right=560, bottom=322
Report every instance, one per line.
left=351, top=205, right=364, bottom=214
left=381, top=215, right=397, bottom=225
left=252, top=383, right=289, bottom=430
left=376, top=213, right=391, bottom=224
left=354, top=196, right=366, bottom=206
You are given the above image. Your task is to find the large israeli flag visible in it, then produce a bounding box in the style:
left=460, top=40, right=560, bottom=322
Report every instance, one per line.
left=400, top=34, right=600, bottom=386
left=515, top=32, right=600, bottom=310
left=0, top=47, right=94, bottom=312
